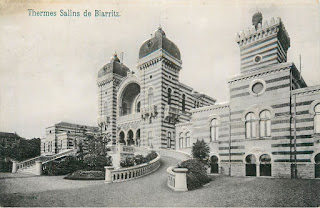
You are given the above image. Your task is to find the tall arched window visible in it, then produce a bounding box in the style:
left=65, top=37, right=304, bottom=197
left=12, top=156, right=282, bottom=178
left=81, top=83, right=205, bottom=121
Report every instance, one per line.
left=260, top=110, right=271, bottom=137
left=104, top=101, right=108, bottom=115
left=148, top=88, right=154, bottom=106
left=148, top=131, right=153, bottom=147
left=315, top=104, right=320, bottom=134
left=210, top=118, right=219, bottom=142
left=168, top=88, right=172, bottom=105
left=122, top=102, right=128, bottom=115
left=179, top=132, right=184, bottom=148
left=136, top=101, right=141, bottom=113
left=167, top=131, right=171, bottom=148
left=182, top=94, right=186, bottom=112
left=186, top=132, right=191, bottom=147
left=245, top=112, right=256, bottom=138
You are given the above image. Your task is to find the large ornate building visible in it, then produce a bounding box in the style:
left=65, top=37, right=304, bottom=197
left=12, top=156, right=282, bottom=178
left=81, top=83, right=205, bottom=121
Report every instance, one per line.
left=41, top=12, right=320, bottom=179
left=176, top=13, right=320, bottom=179
left=97, top=26, right=216, bottom=149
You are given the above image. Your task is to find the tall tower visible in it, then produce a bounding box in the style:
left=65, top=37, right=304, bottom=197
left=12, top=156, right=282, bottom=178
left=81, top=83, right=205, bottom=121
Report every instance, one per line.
left=97, top=54, right=130, bottom=144
left=235, top=12, right=291, bottom=74
left=138, top=26, right=182, bottom=149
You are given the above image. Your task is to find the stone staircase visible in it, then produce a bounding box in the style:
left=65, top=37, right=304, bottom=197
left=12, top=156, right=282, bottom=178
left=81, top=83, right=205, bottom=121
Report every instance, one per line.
left=15, top=149, right=75, bottom=175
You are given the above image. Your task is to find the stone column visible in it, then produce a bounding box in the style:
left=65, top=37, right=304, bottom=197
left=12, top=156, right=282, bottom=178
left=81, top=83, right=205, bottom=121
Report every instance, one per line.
left=173, top=168, right=188, bottom=191
left=256, top=164, right=260, bottom=177
left=12, top=161, right=17, bottom=173
left=104, top=166, right=114, bottom=183
left=34, top=161, right=42, bottom=176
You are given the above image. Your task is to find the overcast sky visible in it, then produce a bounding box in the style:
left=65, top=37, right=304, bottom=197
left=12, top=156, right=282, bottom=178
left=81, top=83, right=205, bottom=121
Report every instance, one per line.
left=0, top=0, right=319, bottom=138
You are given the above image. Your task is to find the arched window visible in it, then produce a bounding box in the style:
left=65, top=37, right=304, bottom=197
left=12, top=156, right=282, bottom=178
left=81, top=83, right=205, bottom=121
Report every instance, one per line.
left=148, top=88, right=154, bottom=106
left=179, top=132, right=184, bottom=148
left=136, top=101, right=141, bottom=113
left=148, top=131, right=153, bottom=147
left=182, top=94, right=186, bottom=112
left=186, top=132, right=191, bottom=147
left=210, top=118, right=219, bottom=142
left=167, top=131, right=171, bottom=148
left=315, top=104, right=320, bottom=134
left=168, top=88, right=172, bottom=105
left=104, top=101, right=108, bottom=115
left=245, top=112, right=256, bottom=138
left=260, top=110, right=271, bottom=137
left=122, top=102, right=128, bottom=115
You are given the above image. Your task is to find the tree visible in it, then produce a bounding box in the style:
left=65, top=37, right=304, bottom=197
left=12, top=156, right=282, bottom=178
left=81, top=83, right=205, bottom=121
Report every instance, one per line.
left=192, top=140, right=210, bottom=161
left=82, top=132, right=112, bottom=170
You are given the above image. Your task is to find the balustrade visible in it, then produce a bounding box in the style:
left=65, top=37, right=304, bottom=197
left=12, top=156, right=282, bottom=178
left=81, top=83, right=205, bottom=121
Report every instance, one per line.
left=105, top=152, right=161, bottom=183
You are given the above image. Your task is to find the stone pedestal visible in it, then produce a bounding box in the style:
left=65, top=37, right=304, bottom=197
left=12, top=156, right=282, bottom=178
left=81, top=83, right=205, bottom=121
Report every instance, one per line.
left=34, top=161, right=42, bottom=176
left=105, top=166, right=115, bottom=183
left=12, top=161, right=17, bottom=173
left=173, top=168, right=188, bottom=191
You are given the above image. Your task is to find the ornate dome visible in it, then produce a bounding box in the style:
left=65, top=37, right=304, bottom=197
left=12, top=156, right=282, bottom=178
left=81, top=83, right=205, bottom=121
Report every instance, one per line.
left=139, top=26, right=181, bottom=60
left=98, top=53, right=129, bottom=78
left=252, top=12, right=263, bottom=29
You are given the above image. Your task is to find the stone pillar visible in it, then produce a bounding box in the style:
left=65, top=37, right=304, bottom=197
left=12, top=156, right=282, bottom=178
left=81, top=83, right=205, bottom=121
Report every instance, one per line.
left=34, top=161, right=42, bottom=176
left=173, top=168, right=188, bottom=191
left=256, top=164, right=260, bottom=177
left=12, top=161, right=17, bottom=173
left=104, top=166, right=114, bottom=183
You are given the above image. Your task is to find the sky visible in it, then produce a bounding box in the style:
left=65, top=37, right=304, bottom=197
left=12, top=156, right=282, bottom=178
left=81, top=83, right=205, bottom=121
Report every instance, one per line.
left=0, top=0, right=319, bottom=139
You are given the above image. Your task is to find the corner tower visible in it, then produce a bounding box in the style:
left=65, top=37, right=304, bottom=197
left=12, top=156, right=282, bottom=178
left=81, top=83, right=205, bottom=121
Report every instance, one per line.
left=137, top=26, right=182, bottom=149
left=97, top=54, right=130, bottom=144
left=235, top=12, right=290, bottom=74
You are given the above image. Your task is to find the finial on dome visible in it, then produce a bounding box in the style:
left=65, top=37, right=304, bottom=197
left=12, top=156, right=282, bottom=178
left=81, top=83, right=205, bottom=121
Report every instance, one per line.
left=252, top=12, right=263, bottom=30
left=110, top=52, right=120, bottom=62
left=155, top=25, right=166, bottom=37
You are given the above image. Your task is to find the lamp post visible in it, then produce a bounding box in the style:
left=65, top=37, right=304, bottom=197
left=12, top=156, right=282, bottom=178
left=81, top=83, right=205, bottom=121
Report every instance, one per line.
left=98, top=115, right=110, bottom=156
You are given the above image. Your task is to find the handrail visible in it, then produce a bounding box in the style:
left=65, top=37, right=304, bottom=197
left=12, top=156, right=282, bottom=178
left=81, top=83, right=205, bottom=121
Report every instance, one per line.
left=105, top=152, right=161, bottom=183
left=42, top=149, right=74, bottom=165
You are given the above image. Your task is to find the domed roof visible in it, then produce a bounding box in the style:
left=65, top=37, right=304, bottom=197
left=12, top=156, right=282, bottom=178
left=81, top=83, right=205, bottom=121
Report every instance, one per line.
left=139, top=26, right=181, bottom=60
left=252, top=12, right=263, bottom=29
left=98, top=53, right=129, bottom=78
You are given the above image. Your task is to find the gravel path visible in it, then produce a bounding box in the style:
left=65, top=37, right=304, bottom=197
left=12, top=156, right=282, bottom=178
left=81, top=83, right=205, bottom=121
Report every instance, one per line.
left=1, top=157, right=320, bottom=207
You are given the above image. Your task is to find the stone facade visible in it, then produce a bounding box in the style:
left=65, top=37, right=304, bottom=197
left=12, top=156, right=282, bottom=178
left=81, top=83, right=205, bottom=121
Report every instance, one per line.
left=176, top=13, right=320, bottom=179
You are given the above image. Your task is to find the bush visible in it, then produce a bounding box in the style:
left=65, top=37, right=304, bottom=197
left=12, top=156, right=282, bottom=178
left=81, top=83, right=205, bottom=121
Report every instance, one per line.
left=192, top=140, right=210, bottom=161
left=43, top=156, right=87, bottom=176
left=0, top=161, right=12, bottom=172
left=83, top=154, right=112, bottom=171
left=133, top=154, right=146, bottom=165
left=120, top=157, right=135, bottom=168
left=64, top=170, right=104, bottom=180
left=145, top=151, right=158, bottom=162
left=178, top=159, right=211, bottom=190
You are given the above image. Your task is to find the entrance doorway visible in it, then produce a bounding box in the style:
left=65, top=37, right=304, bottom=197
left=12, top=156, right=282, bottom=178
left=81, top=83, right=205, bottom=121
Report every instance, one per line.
left=260, top=154, right=271, bottom=176
left=210, top=155, right=219, bottom=174
left=245, top=154, right=256, bottom=176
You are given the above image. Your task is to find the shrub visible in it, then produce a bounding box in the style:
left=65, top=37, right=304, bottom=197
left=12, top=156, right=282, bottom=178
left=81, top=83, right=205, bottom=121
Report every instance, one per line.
left=133, top=154, right=146, bottom=165
left=43, top=156, right=87, bottom=176
left=120, top=157, right=135, bottom=168
left=83, top=154, right=112, bottom=171
left=64, top=170, right=104, bottom=180
left=0, top=161, right=12, bottom=172
left=178, top=159, right=211, bottom=190
left=192, top=140, right=210, bottom=161
left=145, top=151, right=158, bottom=162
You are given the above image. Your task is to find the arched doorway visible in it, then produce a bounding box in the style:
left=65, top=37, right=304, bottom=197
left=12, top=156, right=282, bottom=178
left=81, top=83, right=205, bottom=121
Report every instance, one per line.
left=315, top=153, right=320, bottom=178
left=120, top=83, right=141, bottom=116
left=260, top=154, right=271, bottom=176
left=136, top=129, right=140, bottom=146
left=119, top=131, right=125, bottom=144
left=245, top=154, right=256, bottom=176
left=210, top=155, right=219, bottom=174
left=127, top=130, right=134, bottom=146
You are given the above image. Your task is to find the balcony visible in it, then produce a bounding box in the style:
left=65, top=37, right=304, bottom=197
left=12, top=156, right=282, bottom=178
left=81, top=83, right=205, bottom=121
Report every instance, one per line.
left=118, top=113, right=141, bottom=124
left=164, top=104, right=180, bottom=123
left=141, top=105, right=157, bottom=119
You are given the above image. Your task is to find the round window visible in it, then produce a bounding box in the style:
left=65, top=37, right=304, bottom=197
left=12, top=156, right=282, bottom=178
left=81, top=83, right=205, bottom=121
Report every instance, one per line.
left=252, top=82, right=264, bottom=94
left=253, top=55, right=262, bottom=64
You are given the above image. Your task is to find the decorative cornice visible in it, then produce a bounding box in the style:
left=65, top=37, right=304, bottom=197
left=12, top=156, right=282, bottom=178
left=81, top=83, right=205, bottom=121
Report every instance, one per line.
left=235, top=17, right=290, bottom=49
left=292, top=85, right=320, bottom=96
left=191, top=102, right=230, bottom=114
left=228, top=62, right=293, bottom=84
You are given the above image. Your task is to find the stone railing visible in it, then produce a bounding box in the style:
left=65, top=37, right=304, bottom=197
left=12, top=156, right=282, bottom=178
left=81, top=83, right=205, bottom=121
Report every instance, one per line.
left=105, top=152, right=161, bottom=183
left=13, top=149, right=75, bottom=174
left=141, top=105, right=157, bottom=119
left=166, top=166, right=188, bottom=191
left=118, top=113, right=141, bottom=124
